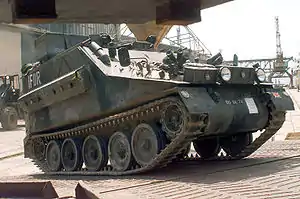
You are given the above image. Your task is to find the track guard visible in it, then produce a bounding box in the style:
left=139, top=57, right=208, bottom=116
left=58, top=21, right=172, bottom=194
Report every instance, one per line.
left=177, top=87, right=233, bottom=134
left=177, top=87, right=216, bottom=114
left=266, top=88, right=295, bottom=111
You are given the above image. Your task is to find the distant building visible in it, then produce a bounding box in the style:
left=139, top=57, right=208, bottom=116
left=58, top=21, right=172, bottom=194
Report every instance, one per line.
left=0, top=24, right=21, bottom=75
left=0, top=24, right=43, bottom=76
left=28, top=24, right=118, bottom=36
left=0, top=23, right=118, bottom=73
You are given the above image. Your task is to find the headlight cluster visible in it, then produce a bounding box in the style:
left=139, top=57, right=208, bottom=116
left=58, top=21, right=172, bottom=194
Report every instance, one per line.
left=184, top=64, right=266, bottom=84
left=220, top=67, right=231, bottom=81
left=219, top=66, right=266, bottom=83
left=255, top=68, right=266, bottom=82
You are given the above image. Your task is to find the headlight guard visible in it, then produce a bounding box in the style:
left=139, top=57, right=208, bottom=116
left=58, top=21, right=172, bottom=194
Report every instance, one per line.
left=220, top=67, right=232, bottom=82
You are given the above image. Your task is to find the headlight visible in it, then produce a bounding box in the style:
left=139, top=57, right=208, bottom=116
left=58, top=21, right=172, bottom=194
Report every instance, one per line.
left=256, top=68, right=266, bottom=82
left=220, top=67, right=231, bottom=81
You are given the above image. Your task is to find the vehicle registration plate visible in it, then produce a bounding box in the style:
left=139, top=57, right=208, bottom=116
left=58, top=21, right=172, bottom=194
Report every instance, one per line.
left=244, top=97, right=258, bottom=114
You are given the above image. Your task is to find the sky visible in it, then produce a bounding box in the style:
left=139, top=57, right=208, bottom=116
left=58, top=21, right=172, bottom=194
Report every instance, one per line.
left=165, top=0, right=300, bottom=61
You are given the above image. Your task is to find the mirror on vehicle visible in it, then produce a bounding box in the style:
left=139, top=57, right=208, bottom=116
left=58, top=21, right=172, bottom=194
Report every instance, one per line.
left=108, top=43, right=117, bottom=59
left=118, top=47, right=131, bottom=67
left=233, top=54, right=238, bottom=66
left=207, top=52, right=223, bottom=66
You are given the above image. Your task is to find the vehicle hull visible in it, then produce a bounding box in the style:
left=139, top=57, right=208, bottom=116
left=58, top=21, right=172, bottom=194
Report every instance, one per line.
left=21, top=64, right=294, bottom=159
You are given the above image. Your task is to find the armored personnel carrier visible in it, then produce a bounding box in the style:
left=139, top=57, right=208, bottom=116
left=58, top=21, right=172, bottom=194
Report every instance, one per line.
left=19, top=33, right=294, bottom=175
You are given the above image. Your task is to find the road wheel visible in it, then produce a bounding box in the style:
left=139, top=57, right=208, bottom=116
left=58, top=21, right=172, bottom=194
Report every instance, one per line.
left=220, top=132, right=253, bottom=157
left=46, top=140, right=62, bottom=172
left=193, top=137, right=220, bottom=159
left=108, top=131, right=134, bottom=171
left=131, top=123, right=166, bottom=167
left=61, top=138, right=83, bottom=171
left=1, top=106, right=18, bottom=130
left=82, top=135, right=108, bottom=171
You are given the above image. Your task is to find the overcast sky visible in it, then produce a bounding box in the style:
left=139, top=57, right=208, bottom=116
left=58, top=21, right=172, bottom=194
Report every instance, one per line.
left=166, top=0, right=299, bottom=61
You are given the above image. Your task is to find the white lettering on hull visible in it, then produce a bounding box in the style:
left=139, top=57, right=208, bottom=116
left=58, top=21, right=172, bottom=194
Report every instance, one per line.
left=28, top=71, right=41, bottom=90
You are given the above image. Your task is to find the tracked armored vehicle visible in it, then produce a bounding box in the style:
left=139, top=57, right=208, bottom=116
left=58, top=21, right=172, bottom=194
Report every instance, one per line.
left=19, top=33, right=295, bottom=175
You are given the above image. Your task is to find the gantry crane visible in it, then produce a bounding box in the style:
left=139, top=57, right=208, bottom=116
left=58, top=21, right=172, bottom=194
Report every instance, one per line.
left=224, top=16, right=294, bottom=87
left=123, top=22, right=211, bottom=60
left=268, top=16, right=293, bottom=86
